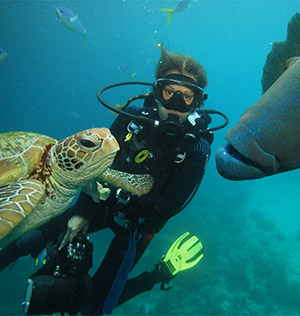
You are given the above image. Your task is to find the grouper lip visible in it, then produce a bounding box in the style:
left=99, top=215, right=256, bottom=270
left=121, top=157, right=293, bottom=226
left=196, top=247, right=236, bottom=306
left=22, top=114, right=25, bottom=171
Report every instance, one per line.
left=215, top=143, right=270, bottom=180
left=224, top=124, right=280, bottom=174
left=220, top=142, right=281, bottom=178
left=224, top=143, right=267, bottom=171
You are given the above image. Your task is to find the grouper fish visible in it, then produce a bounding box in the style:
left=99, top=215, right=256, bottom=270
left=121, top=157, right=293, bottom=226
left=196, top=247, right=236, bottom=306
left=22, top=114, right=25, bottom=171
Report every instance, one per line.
left=55, top=6, right=87, bottom=49
left=215, top=12, right=300, bottom=180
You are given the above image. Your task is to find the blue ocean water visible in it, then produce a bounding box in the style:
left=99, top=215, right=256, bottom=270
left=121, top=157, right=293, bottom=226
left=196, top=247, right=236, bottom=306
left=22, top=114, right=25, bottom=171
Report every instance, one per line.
left=1, top=0, right=300, bottom=315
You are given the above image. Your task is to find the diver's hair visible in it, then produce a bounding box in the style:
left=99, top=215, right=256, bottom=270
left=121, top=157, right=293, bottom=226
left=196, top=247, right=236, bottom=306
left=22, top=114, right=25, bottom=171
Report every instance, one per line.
left=155, top=45, right=208, bottom=88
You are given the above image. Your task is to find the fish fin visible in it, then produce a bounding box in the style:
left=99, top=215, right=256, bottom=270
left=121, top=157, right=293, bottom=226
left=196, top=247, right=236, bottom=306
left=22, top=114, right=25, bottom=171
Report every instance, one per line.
left=161, top=8, right=174, bottom=26
left=83, top=35, right=87, bottom=50
left=130, top=72, right=136, bottom=81
left=0, top=51, right=8, bottom=63
left=82, top=28, right=87, bottom=49
left=285, top=56, right=299, bottom=68
left=69, top=15, right=78, bottom=23
left=262, top=12, right=300, bottom=93
left=115, top=104, right=125, bottom=111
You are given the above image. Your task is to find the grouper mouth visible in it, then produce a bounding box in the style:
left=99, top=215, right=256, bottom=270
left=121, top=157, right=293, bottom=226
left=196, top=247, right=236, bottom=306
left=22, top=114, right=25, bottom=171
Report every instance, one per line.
left=224, top=143, right=266, bottom=170
left=215, top=143, right=280, bottom=180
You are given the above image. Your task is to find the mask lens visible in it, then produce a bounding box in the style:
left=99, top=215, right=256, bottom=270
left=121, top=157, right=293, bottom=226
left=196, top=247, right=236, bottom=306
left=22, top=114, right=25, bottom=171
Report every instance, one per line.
left=162, top=85, right=195, bottom=106
left=153, top=78, right=205, bottom=111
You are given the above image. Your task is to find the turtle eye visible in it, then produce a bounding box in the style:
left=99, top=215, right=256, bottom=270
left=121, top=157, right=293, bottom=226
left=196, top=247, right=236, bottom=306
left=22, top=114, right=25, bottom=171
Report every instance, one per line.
left=78, top=132, right=103, bottom=151
left=78, top=139, right=96, bottom=148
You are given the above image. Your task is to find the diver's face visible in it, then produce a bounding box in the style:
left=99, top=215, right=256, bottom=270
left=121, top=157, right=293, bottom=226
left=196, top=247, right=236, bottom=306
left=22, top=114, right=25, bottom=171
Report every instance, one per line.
left=162, top=84, right=195, bottom=105
left=158, top=83, right=194, bottom=123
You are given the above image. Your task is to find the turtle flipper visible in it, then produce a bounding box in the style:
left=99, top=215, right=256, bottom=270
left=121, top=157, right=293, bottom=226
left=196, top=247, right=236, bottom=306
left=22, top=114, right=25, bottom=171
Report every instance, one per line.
left=0, top=179, right=45, bottom=242
left=98, top=168, right=154, bottom=196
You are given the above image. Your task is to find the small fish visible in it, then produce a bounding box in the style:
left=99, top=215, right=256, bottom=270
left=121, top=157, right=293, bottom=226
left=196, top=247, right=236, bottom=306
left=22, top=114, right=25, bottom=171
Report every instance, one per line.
left=161, top=0, right=191, bottom=26
left=55, top=6, right=87, bottom=49
left=0, top=48, right=8, bottom=63
left=117, top=64, right=136, bottom=81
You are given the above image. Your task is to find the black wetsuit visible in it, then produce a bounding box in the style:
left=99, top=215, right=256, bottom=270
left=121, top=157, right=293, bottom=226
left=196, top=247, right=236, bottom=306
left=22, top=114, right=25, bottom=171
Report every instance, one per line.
left=0, top=98, right=213, bottom=315
left=77, top=100, right=213, bottom=314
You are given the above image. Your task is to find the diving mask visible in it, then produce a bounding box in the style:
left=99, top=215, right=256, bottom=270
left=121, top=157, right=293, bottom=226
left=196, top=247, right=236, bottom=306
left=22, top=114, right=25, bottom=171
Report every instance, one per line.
left=153, top=74, right=208, bottom=113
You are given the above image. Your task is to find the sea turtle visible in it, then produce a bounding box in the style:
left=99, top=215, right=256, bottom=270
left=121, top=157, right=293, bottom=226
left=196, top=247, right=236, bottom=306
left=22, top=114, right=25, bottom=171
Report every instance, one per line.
left=0, top=128, right=153, bottom=248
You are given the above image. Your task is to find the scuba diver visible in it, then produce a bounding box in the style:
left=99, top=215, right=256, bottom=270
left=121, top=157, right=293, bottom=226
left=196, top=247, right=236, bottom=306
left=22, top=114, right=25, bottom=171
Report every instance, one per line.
left=0, top=45, right=228, bottom=315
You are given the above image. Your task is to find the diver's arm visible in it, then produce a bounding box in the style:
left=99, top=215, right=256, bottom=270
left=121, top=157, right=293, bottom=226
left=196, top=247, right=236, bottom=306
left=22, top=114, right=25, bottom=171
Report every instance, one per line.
left=58, top=191, right=99, bottom=248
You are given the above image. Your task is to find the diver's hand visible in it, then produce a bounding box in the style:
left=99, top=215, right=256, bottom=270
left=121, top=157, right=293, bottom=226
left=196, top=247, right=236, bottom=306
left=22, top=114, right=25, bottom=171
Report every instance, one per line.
left=59, top=215, right=89, bottom=250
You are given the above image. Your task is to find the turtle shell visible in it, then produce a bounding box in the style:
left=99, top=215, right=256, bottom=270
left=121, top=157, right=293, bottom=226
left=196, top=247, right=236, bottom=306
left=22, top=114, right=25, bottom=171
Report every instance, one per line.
left=0, top=131, right=56, bottom=187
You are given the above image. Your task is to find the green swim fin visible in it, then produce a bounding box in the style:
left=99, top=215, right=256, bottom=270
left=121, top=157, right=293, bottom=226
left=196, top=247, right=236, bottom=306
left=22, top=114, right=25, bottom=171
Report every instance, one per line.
left=155, top=232, right=204, bottom=287
left=163, top=232, right=204, bottom=276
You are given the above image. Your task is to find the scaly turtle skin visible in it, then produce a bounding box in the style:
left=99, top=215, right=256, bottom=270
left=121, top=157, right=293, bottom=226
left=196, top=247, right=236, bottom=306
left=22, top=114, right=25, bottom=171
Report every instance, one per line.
left=0, top=129, right=153, bottom=248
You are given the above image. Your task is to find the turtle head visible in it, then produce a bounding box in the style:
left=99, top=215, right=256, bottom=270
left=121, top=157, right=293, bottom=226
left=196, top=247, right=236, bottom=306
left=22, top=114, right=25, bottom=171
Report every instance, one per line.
left=51, top=128, right=119, bottom=187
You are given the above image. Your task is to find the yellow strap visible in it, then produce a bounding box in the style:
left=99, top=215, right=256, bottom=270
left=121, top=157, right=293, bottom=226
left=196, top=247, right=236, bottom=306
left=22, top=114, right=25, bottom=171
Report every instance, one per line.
left=124, top=133, right=132, bottom=142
